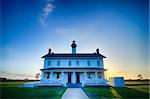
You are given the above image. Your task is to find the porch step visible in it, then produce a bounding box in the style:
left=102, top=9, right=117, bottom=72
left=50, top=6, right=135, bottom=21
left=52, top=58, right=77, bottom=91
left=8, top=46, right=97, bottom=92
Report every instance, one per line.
left=67, top=83, right=82, bottom=88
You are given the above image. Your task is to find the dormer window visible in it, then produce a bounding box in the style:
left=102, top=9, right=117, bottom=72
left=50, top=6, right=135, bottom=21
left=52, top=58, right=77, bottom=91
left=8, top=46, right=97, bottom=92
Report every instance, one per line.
left=68, top=61, right=71, bottom=66
left=87, top=61, right=91, bottom=66
left=76, top=61, right=79, bottom=66
left=97, top=61, right=100, bottom=66
left=57, top=61, right=60, bottom=66
left=48, top=61, right=51, bottom=66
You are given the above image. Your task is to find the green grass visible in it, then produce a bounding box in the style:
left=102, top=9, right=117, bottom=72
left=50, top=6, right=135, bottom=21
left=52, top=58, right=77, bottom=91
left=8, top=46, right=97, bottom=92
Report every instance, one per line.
left=114, top=87, right=149, bottom=99
left=83, top=86, right=149, bottom=99
left=1, top=81, right=149, bottom=99
left=83, top=87, right=114, bottom=98
left=127, top=85, right=149, bottom=93
left=0, top=82, right=66, bottom=99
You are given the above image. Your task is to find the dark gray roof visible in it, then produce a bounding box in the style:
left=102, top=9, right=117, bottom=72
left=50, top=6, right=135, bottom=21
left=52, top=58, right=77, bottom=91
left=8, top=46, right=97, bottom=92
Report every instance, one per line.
left=42, top=53, right=106, bottom=58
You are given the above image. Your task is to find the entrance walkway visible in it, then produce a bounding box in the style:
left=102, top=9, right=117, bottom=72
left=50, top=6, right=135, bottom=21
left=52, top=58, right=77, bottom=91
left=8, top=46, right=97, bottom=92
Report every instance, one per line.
left=67, top=83, right=82, bottom=88
left=61, top=88, right=89, bottom=99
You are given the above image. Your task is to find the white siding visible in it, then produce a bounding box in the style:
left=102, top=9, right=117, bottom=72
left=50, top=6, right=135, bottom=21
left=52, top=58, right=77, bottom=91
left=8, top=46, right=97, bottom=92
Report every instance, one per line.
left=43, top=58, right=104, bottom=68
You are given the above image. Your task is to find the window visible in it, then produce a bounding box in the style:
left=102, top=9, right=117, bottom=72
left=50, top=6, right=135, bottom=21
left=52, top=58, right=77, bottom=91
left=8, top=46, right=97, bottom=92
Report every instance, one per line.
left=87, top=73, right=92, bottom=79
left=97, top=72, right=101, bottom=79
left=48, top=61, right=51, bottom=66
left=56, top=72, right=60, bottom=79
left=76, top=61, right=79, bottom=66
left=57, top=61, right=60, bottom=66
left=97, top=61, right=100, bottom=66
left=46, top=72, right=50, bottom=79
left=87, top=61, right=91, bottom=66
left=68, top=61, right=71, bottom=66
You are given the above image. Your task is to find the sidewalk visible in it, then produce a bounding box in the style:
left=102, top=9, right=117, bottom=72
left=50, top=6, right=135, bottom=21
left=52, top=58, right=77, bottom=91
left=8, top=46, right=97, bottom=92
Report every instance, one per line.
left=61, top=88, right=89, bottom=99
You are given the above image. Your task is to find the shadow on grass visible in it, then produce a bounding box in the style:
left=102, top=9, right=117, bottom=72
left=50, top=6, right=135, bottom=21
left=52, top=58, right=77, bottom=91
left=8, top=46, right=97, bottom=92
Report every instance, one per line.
left=1, top=87, right=66, bottom=99
left=83, top=87, right=149, bottom=99
left=113, top=87, right=149, bottom=99
left=83, top=87, right=114, bottom=99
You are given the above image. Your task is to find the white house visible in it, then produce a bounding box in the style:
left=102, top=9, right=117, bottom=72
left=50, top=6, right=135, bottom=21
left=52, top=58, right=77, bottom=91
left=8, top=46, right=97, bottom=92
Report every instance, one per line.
left=39, top=41, right=109, bottom=87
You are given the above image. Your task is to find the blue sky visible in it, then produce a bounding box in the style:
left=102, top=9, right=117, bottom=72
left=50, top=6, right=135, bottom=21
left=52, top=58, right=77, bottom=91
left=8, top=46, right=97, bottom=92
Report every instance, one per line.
left=0, top=0, right=149, bottom=79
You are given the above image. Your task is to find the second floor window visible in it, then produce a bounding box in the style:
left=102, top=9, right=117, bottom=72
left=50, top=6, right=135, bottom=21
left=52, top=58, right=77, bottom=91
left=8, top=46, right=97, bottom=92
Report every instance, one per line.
left=68, top=61, right=71, bottom=66
left=97, top=61, right=100, bottom=66
left=76, top=61, right=79, bottom=66
left=48, top=61, right=51, bottom=66
left=87, top=61, right=91, bottom=66
left=57, top=61, right=60, bottom=66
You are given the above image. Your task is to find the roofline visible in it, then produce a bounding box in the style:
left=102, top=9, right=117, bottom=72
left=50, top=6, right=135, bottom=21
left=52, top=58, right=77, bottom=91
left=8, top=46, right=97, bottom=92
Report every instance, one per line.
left=40, top=67, right=108, bottom=71
left=41, top=53, right=106, bottom=58
left=44, top=57, right=104, bottom=59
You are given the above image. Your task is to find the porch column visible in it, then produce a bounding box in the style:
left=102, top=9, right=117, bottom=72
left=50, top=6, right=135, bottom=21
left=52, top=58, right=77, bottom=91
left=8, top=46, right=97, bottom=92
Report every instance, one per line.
left=49, top=72, right=51, bottom=83
left=84, top=72, right=87, bottom=81
left=48, top=72, right=51, bottom=82
left=95, top=72, right=98, bottom=80
left=101, top=71, right=105, bottom=80
left=61, top=72, right=65, bottom=85
left=44, top=72, right=48, bottom=81
left=40, top=72, right=44, bottom=81
left=82, top=72, right=87, bottom=87
left=72, top=72, right=76, bottom=84
left=51, top=71, right=54, bottom=82
left=50, top=72, right=52, bottom=79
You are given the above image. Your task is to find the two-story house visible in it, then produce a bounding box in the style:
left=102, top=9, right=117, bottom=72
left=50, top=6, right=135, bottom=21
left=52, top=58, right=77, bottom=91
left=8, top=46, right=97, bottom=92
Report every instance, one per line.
left=39, top=41, right=109, bottom=87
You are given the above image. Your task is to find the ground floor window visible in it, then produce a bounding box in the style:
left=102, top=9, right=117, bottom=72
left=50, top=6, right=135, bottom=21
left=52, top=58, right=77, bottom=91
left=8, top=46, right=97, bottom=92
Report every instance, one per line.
left=46, top=72, right=50, bottom=79
left=56, top=72, right=60, bottom=79
left=87, top=72, right=92, bottom=79
left=97, top=72, right=101, bottom=79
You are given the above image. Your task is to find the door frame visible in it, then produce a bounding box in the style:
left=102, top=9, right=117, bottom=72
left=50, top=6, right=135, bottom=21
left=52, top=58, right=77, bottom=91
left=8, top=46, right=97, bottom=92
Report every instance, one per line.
left=76, top=73, right=80, bottom=83
left=67, top=72, right=72, bottom=83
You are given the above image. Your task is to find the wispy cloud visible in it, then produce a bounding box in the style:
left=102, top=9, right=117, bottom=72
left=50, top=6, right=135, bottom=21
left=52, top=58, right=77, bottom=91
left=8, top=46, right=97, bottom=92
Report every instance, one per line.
left=39, top=0, right=55, bottom=27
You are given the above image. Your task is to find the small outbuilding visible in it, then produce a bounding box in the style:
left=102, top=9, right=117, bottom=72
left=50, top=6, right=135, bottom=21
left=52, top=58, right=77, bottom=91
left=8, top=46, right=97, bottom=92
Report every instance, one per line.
left=109, top=77, right=125, bottom=87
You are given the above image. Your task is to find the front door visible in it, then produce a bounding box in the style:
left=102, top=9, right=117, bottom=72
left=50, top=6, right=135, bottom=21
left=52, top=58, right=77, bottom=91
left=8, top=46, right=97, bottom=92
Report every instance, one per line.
left=76, top=73, right=80, bottom=83
left=68, top=73, right=72, bottom=83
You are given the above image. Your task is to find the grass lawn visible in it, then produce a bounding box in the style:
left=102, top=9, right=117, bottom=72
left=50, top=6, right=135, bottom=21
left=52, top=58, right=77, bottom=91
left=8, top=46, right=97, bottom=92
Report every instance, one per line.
left=127, top=85, right=149, bottom=93
left=83, top=87, right=114, bottom=98
left=0, top=82, right=66, bottom=99
left=83, top=86, right=149, bottom=99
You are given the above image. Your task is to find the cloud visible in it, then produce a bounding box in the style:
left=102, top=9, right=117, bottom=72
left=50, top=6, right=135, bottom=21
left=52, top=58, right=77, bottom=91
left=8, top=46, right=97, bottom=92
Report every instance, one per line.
left=39, top=0, right=55, bottom=27
left=55, top=28, right=72, bottom=35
